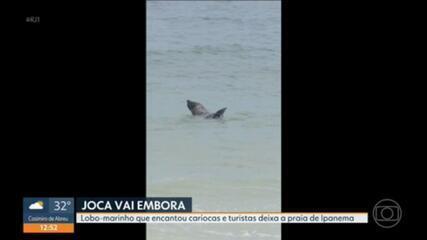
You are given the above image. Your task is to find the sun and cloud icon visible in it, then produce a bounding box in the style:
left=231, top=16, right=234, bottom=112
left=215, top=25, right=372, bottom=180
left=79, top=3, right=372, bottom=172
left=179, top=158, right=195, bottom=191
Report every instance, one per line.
left=28, top=201, right=44, bottom=210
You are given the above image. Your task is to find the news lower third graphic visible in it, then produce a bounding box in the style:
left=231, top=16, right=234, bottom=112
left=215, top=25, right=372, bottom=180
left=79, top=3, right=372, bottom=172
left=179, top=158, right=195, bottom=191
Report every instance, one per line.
left=22, top=197, right=402, bottom=234
left=76, top=197, right=192, bottom=212
left=23, top=198, right=75, bottom=233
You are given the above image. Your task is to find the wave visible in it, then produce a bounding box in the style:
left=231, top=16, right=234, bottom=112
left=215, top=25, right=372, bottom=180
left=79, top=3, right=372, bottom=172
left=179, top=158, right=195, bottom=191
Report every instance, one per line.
left=148, top=44, right=276, bottom=57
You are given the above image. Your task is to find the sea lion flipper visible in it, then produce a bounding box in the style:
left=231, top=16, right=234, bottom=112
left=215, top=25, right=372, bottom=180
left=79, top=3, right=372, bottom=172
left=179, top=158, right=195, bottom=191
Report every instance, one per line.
left=210, top=108, right=227, bottom=119
left=187, top=100, right=209, bottom=115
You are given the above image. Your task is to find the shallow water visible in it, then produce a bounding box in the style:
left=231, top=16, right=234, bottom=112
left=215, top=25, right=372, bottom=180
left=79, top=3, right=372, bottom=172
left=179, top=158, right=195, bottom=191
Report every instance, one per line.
left=147, top=1, right=281, bottom=239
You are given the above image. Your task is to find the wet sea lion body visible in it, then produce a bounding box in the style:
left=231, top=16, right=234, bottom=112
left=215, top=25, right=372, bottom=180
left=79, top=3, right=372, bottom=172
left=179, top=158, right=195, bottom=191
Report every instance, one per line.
left=187, top=100, right=227, bottom=119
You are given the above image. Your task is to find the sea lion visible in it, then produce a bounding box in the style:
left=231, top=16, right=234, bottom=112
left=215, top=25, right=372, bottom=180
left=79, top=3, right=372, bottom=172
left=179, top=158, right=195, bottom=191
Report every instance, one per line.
left=187, top=100, right=227, bottom=119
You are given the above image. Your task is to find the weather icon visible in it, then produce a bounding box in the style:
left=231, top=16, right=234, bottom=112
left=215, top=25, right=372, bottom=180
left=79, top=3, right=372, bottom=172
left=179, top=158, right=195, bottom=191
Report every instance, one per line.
left=29, top=201, right=44, bottom=210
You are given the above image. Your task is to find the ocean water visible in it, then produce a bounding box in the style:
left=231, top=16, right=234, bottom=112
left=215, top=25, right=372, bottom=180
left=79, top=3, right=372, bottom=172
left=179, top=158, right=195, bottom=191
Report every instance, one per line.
left=147, top=1, right=281, bottom=239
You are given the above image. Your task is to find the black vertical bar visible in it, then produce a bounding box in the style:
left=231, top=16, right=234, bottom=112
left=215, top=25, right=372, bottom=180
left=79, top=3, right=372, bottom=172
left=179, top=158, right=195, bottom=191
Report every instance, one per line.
left=282, top=0, right=288, bottom=238
left=12, top=0, right=147, bottom=239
